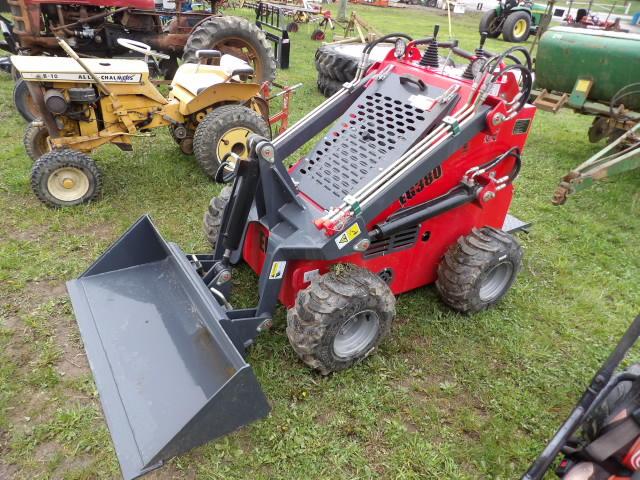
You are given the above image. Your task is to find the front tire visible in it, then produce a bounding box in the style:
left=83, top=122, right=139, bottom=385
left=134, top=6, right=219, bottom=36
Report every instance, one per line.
left=193, top=105, right=270, bottom=180
left=286, top=265, right=396, bottom=375
left=182, top=16, right=276, bottom=83
left=203, top=186, right=232, bottom=248
left=479, top=10, right=503, bottom=38
left=24, top=121, right=51, bottom=161
left=436, top=227, right=522, bottom=313
left=31, top=150, right=102, bottom=208
left=14, top=78, right=39, bottom=122
left=502, top=12, right=532, bottom=42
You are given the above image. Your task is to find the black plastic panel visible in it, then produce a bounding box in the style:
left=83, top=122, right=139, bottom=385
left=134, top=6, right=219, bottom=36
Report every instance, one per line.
left=292, top=73, right=457, bottom=209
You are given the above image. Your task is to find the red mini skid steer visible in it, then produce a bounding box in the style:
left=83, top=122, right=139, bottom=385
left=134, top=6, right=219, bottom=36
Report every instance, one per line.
left=66, top=27, right=536, bottom=479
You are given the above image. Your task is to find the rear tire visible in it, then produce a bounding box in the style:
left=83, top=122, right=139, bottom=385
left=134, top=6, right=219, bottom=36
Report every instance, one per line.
left=14, top=78, right=39, bottom=122
left=286, top=265, right=396, bottom=375
left=193, top=105, right=270, bottom=180
left=502, top=11, right=531, bottom=42
left=182, top=16, right=276, bottom=83
left=317, top=74, right=343, bottom=98
left=479, top=9, right=503, bottom=38
left=203, top=186, right=232, bottom=248
left=436, top=227, right=522, bottom=313
left=24, top=121, right=51, bottom=161
left=31, top=150, right=102, bottom=208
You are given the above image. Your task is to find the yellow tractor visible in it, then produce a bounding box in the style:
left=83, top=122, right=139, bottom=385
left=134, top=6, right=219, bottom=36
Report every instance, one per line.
left=11, top=38, right=291, bottom=208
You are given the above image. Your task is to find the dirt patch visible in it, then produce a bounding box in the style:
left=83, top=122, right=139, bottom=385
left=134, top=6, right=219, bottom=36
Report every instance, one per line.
left=24, top=280, right=67, bottom=304
left=4, top=223, right=48, bottom=243
left=0, top=460, right=18, bottom=479
left=34, top=441, right=59, bottom=463
left=74, top=221, right=116, bottom=240
left=52, top=318, right=88, bottom=379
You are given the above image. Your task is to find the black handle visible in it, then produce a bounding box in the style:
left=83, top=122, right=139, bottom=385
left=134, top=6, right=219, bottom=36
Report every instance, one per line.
left=452, top=47, right=474, bottom=60
left=432, top=24, right=440, bottom=39
left=479, top=31, right=488, bottom=49
left=399, top=74, right=426, bottom=91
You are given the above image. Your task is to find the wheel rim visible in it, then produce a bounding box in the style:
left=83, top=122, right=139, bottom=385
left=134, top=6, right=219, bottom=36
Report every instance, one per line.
left=215, top=37, right=264, bottom=80
left=513, top=19, right=527, bottom=37
left=332, top=309, right=380, bottom=359
left=47, top=166, right=90, bottom=202
left=479, top=262, right=513, bottom=302
left=216, top=127, right=252, bottom=171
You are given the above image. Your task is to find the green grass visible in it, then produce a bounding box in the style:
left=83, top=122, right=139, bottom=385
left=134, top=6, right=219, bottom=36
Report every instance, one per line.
left=1, top=4, right=640, bottom=480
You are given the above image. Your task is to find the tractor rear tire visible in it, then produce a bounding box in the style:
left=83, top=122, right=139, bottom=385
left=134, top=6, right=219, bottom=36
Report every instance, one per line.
left=14, top=78, right=39, bottom=122
left=193, top=105, right=270, bottom=180
left=479, top=9, right=503, bottom=38
left=286, top=265, right=396, bottom=375
left=182, top=16, right=277, bottom=83
left=502, top=11, right=531, bottom=43
left=31, top=149, right=102, bottom=208
left=203, top=186, right=232, bottom=248
left=436, top=227, right=522, bottom=313
left=24, top=121, right=51, bottom=161
left=317, top=74, right=343, bottom=98
left=315, top=44, right=362, bottom=83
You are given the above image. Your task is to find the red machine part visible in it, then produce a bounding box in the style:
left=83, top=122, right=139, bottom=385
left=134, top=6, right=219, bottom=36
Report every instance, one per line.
left=243, top=46, right=535, bottom=308
left=28, top=0, right=155, bottom=8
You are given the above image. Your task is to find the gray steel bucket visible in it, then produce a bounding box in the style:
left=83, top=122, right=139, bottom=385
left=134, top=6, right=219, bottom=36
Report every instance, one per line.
left=67, top=216, right=270, bottom=480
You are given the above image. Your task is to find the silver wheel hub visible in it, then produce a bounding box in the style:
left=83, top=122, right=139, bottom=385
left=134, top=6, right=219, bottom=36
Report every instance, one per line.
left=479, top=261, right=513, bottom=302
left=332, top=309, right=380, bottom=359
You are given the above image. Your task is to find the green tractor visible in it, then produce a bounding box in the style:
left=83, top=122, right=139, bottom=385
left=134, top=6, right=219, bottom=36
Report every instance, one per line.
left=480, top=0, right=546, bottom=42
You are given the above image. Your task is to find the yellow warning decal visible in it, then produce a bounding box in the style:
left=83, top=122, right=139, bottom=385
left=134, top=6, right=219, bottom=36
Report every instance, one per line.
left=335, top=223, right=361, bottom=250
left=269, top=261, right=287, bottom=279
left=575, top=79, right=591, bottom=93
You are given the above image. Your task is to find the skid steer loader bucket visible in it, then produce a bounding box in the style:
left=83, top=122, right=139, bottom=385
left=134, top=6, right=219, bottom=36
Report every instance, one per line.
left=66, top=216, right=270, bottom=480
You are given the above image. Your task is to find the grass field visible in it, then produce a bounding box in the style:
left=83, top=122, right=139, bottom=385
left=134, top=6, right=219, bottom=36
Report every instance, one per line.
left=1, top=5, right=639, bottom=480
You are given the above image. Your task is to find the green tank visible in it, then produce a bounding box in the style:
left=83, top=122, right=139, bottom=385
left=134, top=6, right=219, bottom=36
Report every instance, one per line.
left=535, top=27, right=640, bottom=110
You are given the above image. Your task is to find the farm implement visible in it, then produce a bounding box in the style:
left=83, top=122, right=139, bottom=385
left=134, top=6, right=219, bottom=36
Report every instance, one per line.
left=66, top=28, right=536, bottom=479
left=531, top=27, right=640, bottom=204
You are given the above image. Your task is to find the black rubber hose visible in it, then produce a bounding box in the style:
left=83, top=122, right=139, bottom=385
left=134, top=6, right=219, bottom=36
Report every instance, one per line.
left=610, top=82, right=640, bottom=122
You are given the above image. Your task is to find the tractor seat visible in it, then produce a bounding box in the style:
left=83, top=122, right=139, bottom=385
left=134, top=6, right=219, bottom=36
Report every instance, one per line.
left=11, top=55, right=148, bottom=82
left=171, top=55, right=255, bottom=96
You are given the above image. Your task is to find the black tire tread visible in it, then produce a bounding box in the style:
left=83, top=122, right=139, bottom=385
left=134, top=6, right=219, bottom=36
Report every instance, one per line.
left=436, top=227, right=522, bottom=313
left=203, top=186, right=232, bottom=248
left=317, top=74, right=343, bottom=98
left=182, top=16, right=276, bottom=82
left=479, top=9, right=503, bottom=38
left=23, top=121, right=49, bottom=161
left=13, top=78, right=38, bottom=122
left=30, top=149, right=102, bottom=208
left=286, top=265, right=396, bottom=375
left=314, top=44, right=362, bottom=83
left=193, top=104, right=269, bottom=179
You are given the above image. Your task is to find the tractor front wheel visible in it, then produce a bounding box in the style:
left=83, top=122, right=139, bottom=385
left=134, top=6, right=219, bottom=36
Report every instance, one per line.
left=286, top=265, right=396, bottom=375
left=24, top=121, right=51, bottom=161
left=436, top=227, right=522, bottom=313
left=14, top=78, right=39, bottom=122
left=193, top=105, right=270, bottom=180
left=31, top=150, right=102, bottom=208
left=203, top=186, right=232, bottom=248
left=502, top=12, right=531, bottom=42
left=479, top=9, right=503, bottom=38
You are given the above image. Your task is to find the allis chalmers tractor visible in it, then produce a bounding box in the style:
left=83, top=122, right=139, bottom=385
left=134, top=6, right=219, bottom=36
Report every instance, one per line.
left=66, top=27, right=535, bottom=479
left=12, top=38, right=296, bottom=208
left=1, top=0, right=276, bottom=121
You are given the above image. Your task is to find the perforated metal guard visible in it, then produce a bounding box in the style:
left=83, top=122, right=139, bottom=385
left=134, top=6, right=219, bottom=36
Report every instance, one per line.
left=291, top=73, right=457, bottom=208
left=363, top=225, right=420, bottom=259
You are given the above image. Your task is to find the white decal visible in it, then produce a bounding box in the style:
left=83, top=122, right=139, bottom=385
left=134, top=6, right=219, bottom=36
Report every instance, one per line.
left=408, top=94, right=435, bottom=111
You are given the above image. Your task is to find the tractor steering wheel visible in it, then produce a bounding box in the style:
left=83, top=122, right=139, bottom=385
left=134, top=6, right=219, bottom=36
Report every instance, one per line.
left=117, top=38, right=170, bottom=61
